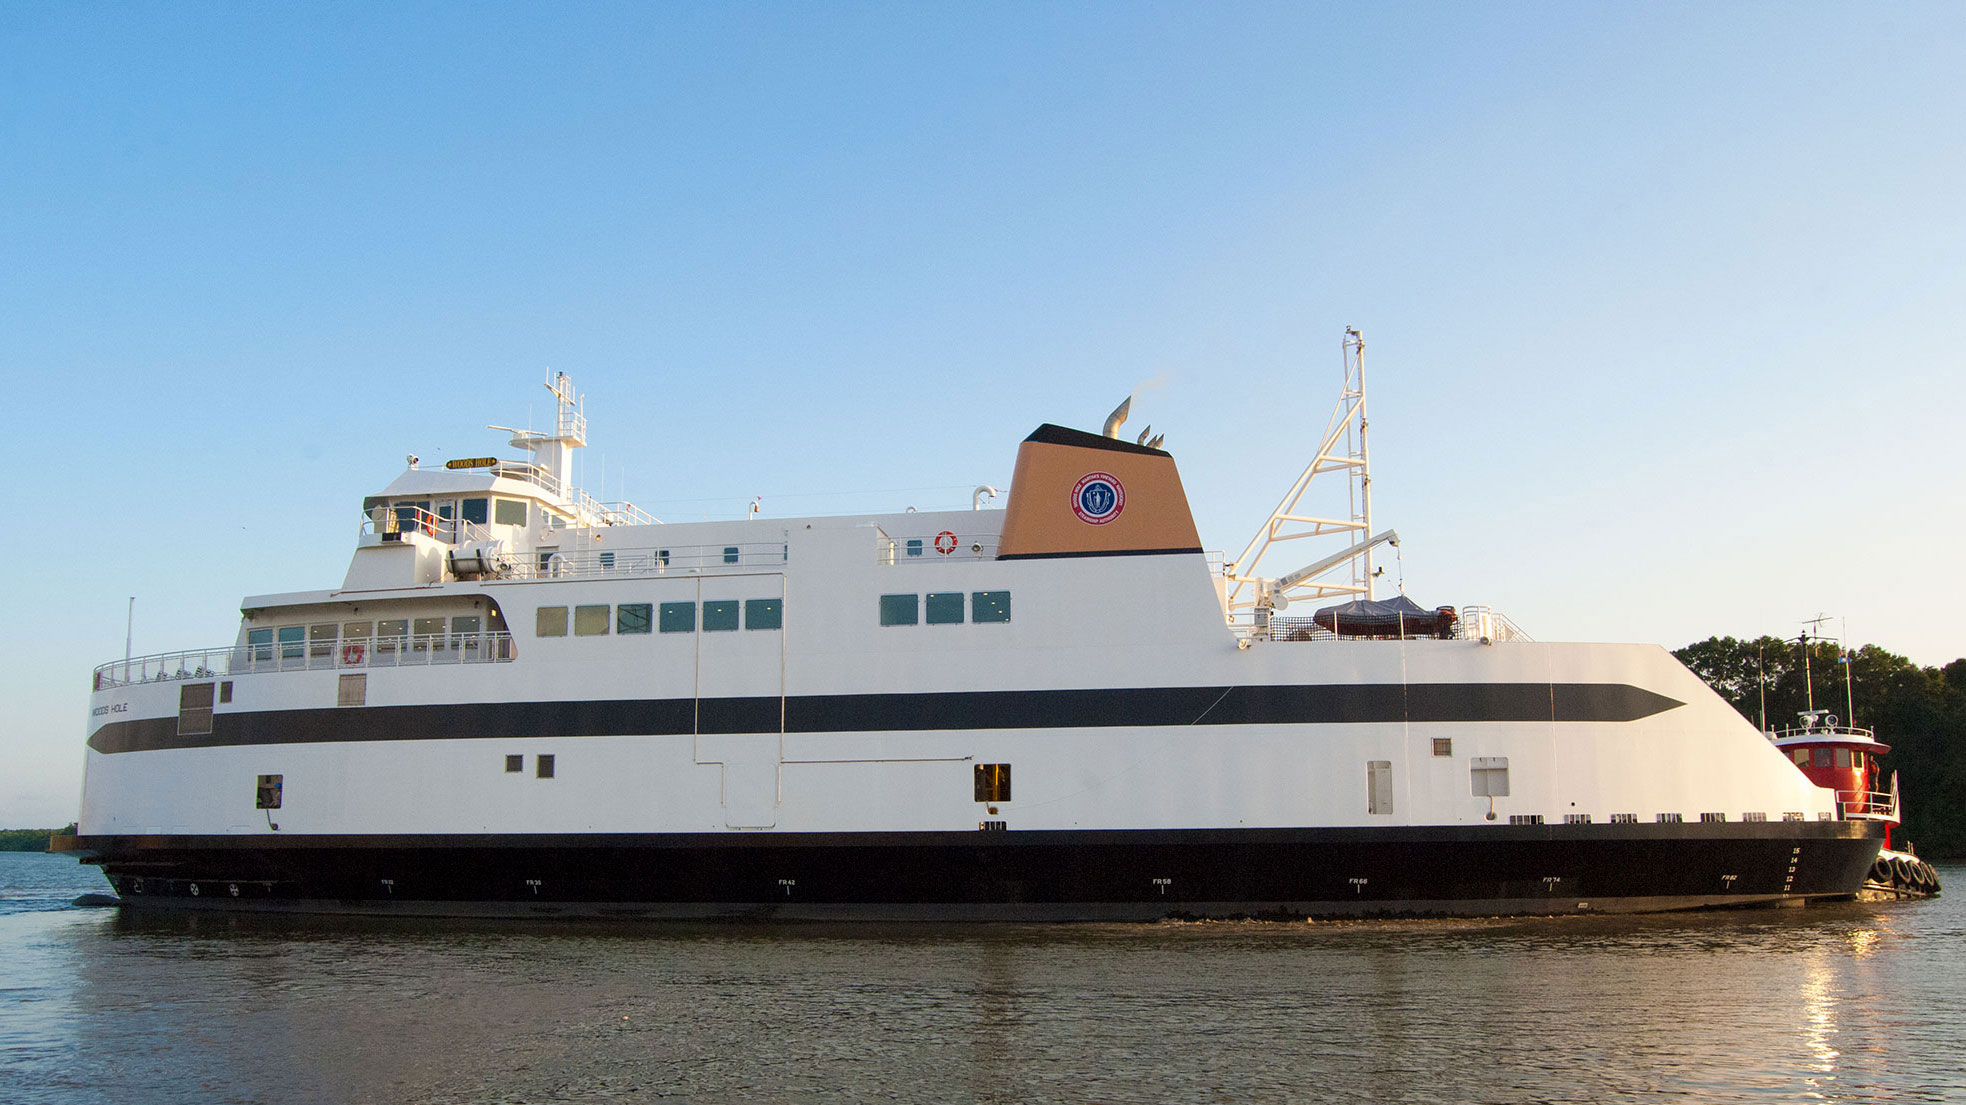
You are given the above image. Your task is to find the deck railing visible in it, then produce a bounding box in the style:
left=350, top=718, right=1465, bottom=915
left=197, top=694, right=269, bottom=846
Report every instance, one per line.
left=93, top=633, right=516, bottom=690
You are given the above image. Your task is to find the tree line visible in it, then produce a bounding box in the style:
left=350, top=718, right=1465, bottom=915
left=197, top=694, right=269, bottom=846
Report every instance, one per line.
left=1675, top=635, right=1966, bottom=860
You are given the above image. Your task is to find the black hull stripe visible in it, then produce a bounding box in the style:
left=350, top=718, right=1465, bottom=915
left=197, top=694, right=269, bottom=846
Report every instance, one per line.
left=72, top=822, right=1884, bottom=921
left=87, top=682, right=1683, bottom=754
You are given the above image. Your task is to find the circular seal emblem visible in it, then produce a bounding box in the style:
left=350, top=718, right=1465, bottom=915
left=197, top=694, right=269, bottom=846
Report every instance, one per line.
left=1070, top=472, right=1125, bottom=525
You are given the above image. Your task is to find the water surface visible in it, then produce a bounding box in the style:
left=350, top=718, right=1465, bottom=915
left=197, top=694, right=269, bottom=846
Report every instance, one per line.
left=2, top=851, right=1959, bottom=1103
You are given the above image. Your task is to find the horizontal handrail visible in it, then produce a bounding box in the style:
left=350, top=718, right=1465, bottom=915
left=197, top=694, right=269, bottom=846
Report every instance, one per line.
left=877, top=535, right=1001, bottom=564
left=512, top=542, right=789, bottom=579
left=93, top=633, right=517, bottom=689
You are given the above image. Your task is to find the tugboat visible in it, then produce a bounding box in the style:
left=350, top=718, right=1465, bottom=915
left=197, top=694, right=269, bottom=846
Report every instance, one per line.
left=1771, top=709, right=1940, bottom=900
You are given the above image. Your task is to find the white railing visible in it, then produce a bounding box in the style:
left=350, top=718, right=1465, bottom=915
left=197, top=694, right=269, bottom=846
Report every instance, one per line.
left=1455, top=606, right=1533, bottom=642
left=93, top=633, right=516, bottom=690
left=360, top=506, right=497, bottom=546
left=513, top=542, right=789, bottom=579
left=877, top=534, right=1001, bottom=564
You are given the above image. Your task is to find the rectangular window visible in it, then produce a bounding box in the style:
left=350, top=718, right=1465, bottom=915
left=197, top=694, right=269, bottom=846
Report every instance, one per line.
left=536, top=754, right=555, bottom=779
left=377, top=618, right=408, bottom=653
left=974, top=763, right=1011, bottom=803
left=1367, top=760, right=1393, bottom=815
left=1833, top=748, right=1853, bottom=768
left=1470, top=756, right=1510, bottom=798
left=219, top=681, right=233, bottom=704
left=412, top=617, right=444, bottom=652
left=971, top=591, right=1011, bottom=623
left=925, top=592, right=964, bottom=625
left=659, top=602, right=695, bottom=633
left=338, top=673, right=367, bottom=707
left=343, top=621, right=372, bottom=644
left=494, top=499, right=528, bottom=526
left=617, top=603, right=652, bottom=634
left=574, top=605, right=610, bottom=636
left=655, top=549, right=670, bottom=567
left=309, top=623, right=338, bottom=662
left=537, top=606, right=568, bottom=637
left=905, top=538, right=924, bottom=558
left=462, top=497, right=489, bottom=525
left=1432, top=737, right=1453, bottom=757
left=178, top=682, right=215, bottom=736
left=723, top=546, right=740, bottom=565
left=1813, top=748, right=1833, bottom=768
left=452, top=615, right=480, bottom=637
left=278, top=625, right=305, bottom=661
left=880, top=594, right=919, bottom=626
left=1790, top=749, right=1810, bottom=766
left=745, top=598, right=783, bottom=630
left=248, top=627, right=273, bottom=664
left=505, top=754, right=523, bottom=773
left=702, top=599, right=740, bottom=631
left=256, top=774, right=283, bottom=810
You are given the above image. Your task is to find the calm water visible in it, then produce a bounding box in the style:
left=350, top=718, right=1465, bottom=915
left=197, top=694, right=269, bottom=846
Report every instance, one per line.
left=1, top=852, right=1961, bottom=1104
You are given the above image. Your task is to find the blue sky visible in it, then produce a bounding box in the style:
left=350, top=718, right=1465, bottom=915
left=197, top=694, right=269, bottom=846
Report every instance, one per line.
left=4, top=3, right=1962, bottom=825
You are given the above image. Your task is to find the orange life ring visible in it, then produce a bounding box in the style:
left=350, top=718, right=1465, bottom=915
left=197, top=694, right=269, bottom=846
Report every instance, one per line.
left=342, top=643, right=365, bottom=665
left=934, top=531, right=958, bottom=555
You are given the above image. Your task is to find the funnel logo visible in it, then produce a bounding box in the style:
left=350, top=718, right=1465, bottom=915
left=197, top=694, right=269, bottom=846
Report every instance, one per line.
left=1071, top=472, right=1125, bottom=525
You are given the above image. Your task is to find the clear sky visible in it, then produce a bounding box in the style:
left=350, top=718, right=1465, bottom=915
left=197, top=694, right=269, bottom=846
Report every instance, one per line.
left=3, top=3, right=1962, bottom=826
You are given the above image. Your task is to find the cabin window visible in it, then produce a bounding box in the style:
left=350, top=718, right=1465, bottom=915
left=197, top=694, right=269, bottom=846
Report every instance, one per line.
left=343, top=621, right=372, bottom=644
left=494, top=499, right=528, bottom=526
left=703, top=600, right=740, bottom=631
left=178, top=682, right=215, bottom=736
left=655, top=549, right=671, bottom=567
left=536, top=606, right=568, bottom=637
left=452, top=615, right=480, bottom=638
left=574, top=605, right=610, bottom=636
left=745, top=598, right=783, bottom=630
left=536, top=754, right=555, bottom=779
left=462, top=498, right=489, bottom=525
left=413, top=616, right=445, bottom=641
left=618, top=603, right=653, bottom=634
left=1367, top=760, right=1393, bottom=815
left=972, top=591, right=1011, bottom=623
left=974, top=763, right=1011, bottom=803
left=505, top=754, right=523, bottom=773
left=659, top=602, right=695, bottom=633
left=880, top=594, right=919, bottom=626
left=337, top=673, right=367, bottom=707
left=255, top=774, right=283, bottom=810
left=926, top=592, right=964, bottom=625
left=1790, top=749, right=1809, bottom=766
left=1432, top=738, right=1453, bottom=757
left=247, top=627, right=273, bottom=664
left=219, top=681, right=233, bottom=704
left=394, top=501, right=430, bottom=532
left=1812, top=748, right=1833, bottom=768
left=1853, top=751, right=1867, bottom=770
left=905, top=538, right=924, bottom=558
left=1834, top=749, right=1853, bottom=768
left=1470, top=757, right=1509, bottom=798
left=309, top=624, right=338, bottom=662
left=377, top=619, right=409, bottom=653
left=723, top=546, right=740, bottom=564
left=278, top=625, right=305, bottom=661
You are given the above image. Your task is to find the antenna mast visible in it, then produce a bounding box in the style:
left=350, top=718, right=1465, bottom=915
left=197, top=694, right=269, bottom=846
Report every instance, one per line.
left=1225, top=328, right=1379, bottom=614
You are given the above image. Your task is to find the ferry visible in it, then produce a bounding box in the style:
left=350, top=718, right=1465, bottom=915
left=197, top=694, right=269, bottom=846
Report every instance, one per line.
left=59, top=339, right=1886, bottom=918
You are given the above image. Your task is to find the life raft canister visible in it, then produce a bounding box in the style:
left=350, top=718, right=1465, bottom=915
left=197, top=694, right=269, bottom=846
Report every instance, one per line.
left=342, top=643, right=366, bottom=665
left=934, top=530, right=958, bottom=554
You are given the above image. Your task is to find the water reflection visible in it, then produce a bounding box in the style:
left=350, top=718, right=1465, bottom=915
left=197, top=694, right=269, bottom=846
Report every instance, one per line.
left=4, top=867, right=1964, bottom=1105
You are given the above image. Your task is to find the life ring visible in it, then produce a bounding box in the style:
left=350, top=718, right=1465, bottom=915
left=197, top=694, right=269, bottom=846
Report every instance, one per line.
left=342, top=643, right=365, bottom=665
left=934, top=531, right=958, bottom=555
